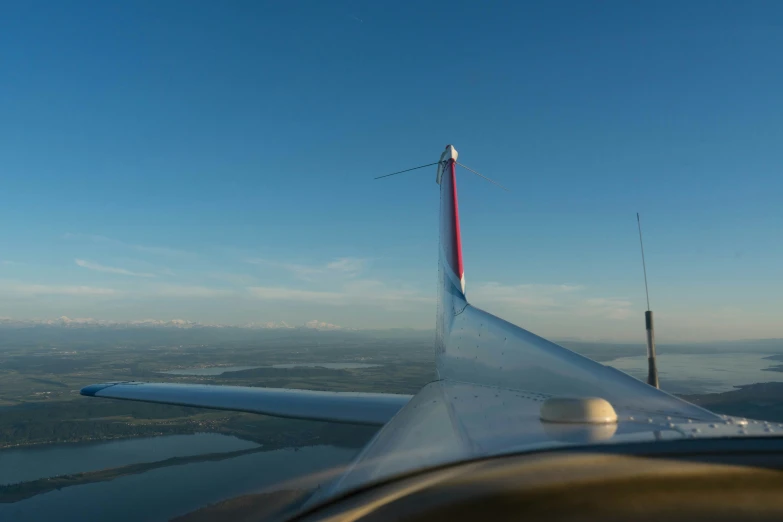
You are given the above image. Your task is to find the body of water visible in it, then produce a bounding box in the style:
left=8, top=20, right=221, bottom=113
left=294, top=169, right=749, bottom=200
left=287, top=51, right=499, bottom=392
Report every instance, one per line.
left=0, top=442, right=357, bottom=522
left=0, top=433, right=258, bottom=485
left=604, top=352, right=783, bottom=394
left=161, top=362, right=380, bottom=375
left=160, top=366, right=263, bottom=376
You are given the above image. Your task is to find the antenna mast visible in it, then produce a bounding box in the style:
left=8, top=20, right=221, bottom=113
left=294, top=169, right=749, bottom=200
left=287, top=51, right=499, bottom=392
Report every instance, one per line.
left=637, top=213, right=659, bottom=389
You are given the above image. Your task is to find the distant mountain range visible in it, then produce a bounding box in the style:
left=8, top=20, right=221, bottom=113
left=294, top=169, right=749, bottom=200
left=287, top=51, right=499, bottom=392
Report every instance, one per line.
left=0, top=316, right=346, bottom=331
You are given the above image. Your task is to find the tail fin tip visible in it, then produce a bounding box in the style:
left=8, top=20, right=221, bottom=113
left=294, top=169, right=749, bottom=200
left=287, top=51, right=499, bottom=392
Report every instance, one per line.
left=436, top=145, right=459, bottom=185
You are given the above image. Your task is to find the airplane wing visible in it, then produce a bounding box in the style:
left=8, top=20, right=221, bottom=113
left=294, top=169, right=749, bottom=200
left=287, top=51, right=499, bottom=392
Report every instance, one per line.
left=81, top=382, right=411, bottom=426
left=83, top=144, right=776, bottom=505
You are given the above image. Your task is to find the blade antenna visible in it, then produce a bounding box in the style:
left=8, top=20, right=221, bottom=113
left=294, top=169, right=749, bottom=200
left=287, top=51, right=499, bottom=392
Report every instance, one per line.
left=637, top=213, right=659, bottom=389
left=374, top=162, right=442, bottom=180
left=456, top=162, right=511, bottom=192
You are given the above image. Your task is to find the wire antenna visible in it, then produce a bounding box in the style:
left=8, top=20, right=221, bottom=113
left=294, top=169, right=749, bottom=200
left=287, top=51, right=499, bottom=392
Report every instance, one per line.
left=374, top=162, right=442, bottom=180
left=374, top=160, right=510, bottom=193
left=456, top=162, right=511, bottom=192
left=637, top=213, right=651, bottom=311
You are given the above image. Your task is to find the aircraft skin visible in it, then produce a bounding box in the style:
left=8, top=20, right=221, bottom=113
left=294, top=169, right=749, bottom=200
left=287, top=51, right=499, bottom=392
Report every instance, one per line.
left=82, top=145, right=779, bottom=504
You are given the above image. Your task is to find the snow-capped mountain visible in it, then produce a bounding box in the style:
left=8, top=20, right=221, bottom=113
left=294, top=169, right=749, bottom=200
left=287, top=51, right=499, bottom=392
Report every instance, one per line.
left=303, top=320, right=342, bottom=331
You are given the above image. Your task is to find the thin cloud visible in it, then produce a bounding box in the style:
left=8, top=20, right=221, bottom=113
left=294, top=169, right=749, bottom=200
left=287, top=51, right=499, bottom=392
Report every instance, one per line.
left=63, top=233, right=195, bottom=258
left=205, top=272, right=257, bottom=285
left=2, top=282, right=118, bottom=296
left=326, top=258, right=366, bottom=274
left=62, top=232, right=110, bottom=242
left=145, top=284, right=237, bottom=298
left=471, top=282, right=584, bottom=308
left=471, top=282, right=631, bottom=320
left=1, top=280, right=234, bottom=300
left=246, top=257, right=367, bottom=281
left=583, top=298, right=633, bottom=320
left=75, top=259, right=156, bottom=278
left=248, top=287, right=344, bottom=303
left=341, top=279, right=432, bottom=303
left=133, top=244, right=193, bottom=257
left=248, top=278, right=431, bottom=308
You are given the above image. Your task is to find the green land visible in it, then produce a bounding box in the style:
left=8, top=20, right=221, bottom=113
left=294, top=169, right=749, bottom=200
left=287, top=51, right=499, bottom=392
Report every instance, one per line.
left=2, top=325, right=783, bottom=515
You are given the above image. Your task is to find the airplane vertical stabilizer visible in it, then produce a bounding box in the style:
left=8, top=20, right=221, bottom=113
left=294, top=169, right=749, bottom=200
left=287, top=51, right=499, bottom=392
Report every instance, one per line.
left=435, top=145, right=468, bottom=377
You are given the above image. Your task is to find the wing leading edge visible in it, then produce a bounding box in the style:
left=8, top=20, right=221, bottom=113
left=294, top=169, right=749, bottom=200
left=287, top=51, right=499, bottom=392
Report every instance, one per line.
left=80, top=382, right=411, bottom=426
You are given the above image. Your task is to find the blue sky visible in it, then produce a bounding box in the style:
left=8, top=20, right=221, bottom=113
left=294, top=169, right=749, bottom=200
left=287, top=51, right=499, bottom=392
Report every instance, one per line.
left=1, top=1, right=782, bottom=341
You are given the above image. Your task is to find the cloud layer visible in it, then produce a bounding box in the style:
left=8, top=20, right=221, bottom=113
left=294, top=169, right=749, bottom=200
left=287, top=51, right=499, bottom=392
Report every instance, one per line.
left=2, top=239, right=648, bottom=336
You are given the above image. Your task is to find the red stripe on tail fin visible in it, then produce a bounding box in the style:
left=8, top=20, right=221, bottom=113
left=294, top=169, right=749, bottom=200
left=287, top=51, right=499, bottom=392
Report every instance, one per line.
left=451, top=165, right=464, bottom=289
left=436, top=145, right=465, bottom=296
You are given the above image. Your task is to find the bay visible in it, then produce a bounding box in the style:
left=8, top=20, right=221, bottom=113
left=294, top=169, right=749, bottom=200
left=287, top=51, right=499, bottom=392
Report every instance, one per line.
left=0, top=433, right=258, bottom=485
left=0, top=445, right=356, bottom=522
left=604, top=352, right=783, bottom=394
